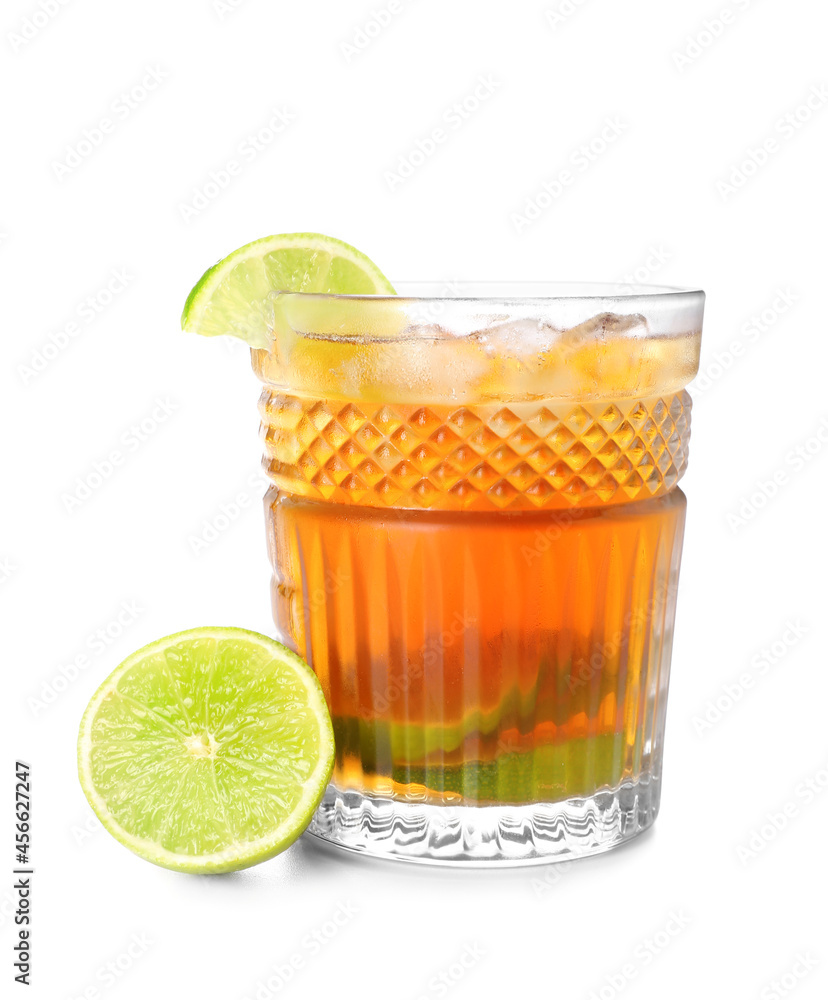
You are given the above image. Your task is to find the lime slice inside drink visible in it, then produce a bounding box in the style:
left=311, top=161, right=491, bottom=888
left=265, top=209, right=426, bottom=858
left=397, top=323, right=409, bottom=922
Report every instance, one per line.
left=77, top=627, right=334, bottom=873
left=181, top=232, right=395, bottom=348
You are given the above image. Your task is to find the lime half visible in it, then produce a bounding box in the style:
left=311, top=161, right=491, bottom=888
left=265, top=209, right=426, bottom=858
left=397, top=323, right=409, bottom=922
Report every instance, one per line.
left=77, top=627, right=334, bottom=873
left=181, top=232, right=395, bottom=348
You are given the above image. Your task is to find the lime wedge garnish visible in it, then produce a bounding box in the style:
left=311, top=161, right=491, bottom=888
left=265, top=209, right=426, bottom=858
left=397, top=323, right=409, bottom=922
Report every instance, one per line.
left=77, top=627, right=334, bottom=873
left=181, top=232, right=395, bottom=348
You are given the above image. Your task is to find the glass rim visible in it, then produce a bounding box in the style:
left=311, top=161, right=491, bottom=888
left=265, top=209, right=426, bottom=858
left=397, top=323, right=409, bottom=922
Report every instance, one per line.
left=274, top=281, right=705, bottom=304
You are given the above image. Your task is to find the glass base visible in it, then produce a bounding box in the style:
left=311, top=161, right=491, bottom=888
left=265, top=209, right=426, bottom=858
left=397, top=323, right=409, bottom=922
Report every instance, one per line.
left=307, top=777, right=660, bottom=866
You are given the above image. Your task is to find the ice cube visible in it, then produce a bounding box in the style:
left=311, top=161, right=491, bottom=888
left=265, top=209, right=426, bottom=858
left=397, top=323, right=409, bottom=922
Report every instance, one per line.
left=474, top=318, right=564, bottom=363
left=561, top=311, right=648, bottom=346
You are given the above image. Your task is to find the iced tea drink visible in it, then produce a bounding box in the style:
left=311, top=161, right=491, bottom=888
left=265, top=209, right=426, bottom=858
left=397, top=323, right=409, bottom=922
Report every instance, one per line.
left=254, top=285, right=704, bottom=863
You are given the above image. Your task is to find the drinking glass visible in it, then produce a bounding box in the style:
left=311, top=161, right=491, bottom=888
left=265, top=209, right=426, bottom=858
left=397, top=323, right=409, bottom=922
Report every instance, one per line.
left=252, top=283, right=704, bottom=864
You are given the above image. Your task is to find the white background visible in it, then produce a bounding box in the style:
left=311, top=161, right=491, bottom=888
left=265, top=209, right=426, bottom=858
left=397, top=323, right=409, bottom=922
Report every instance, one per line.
left=3, top=0, right=828, bottom=997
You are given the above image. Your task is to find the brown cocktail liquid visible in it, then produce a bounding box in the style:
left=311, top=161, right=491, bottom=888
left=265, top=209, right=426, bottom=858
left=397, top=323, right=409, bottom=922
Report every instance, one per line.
left=260, top=383, right=690, bottom=805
